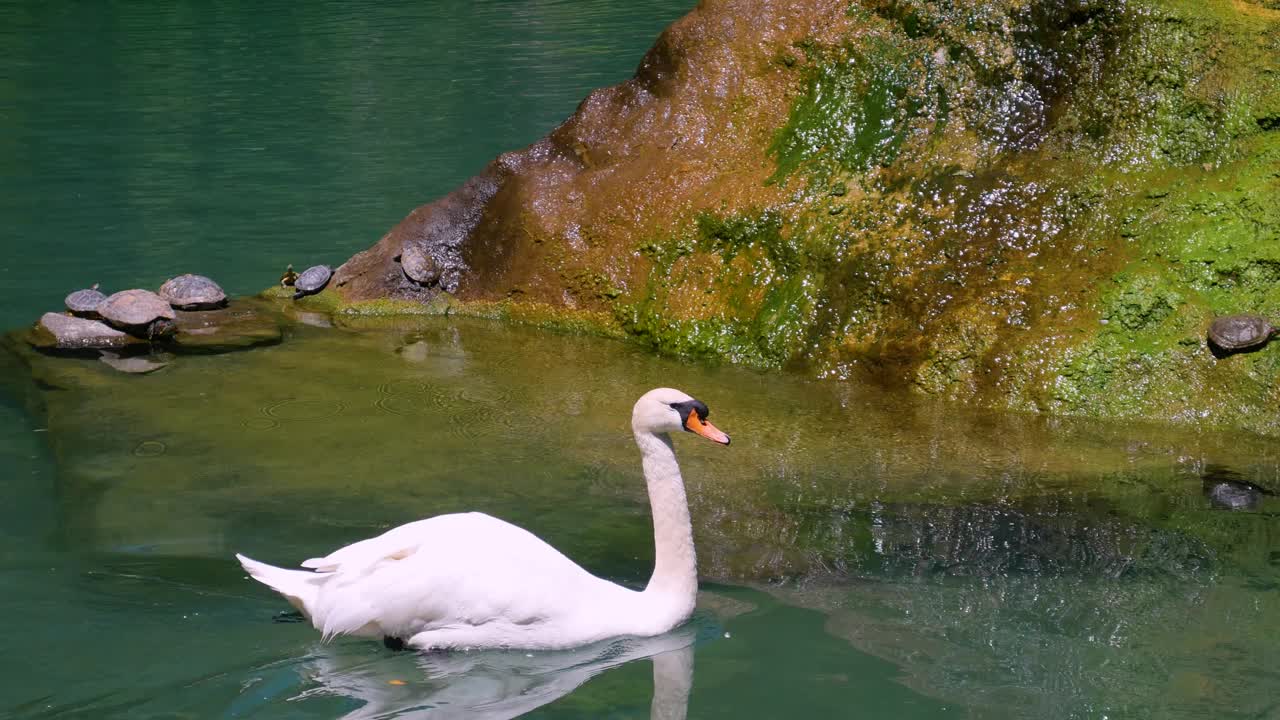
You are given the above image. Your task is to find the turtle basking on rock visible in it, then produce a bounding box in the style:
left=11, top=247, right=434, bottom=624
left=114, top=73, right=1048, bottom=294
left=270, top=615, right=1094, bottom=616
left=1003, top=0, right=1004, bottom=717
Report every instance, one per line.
left=64, top=284, right=107, bottom=318
left=159, top=274, right=226, bottom=310
left=292, top=265, right=332, bottom=300
left=1207, top=314, right=1276, bottom=355
left=98, top=289, right=178, bottom=339
left=399, top=244, right=441, bottom=286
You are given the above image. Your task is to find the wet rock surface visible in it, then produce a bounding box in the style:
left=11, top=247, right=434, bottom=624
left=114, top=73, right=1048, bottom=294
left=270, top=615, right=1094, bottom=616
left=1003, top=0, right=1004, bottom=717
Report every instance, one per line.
left=171, top=301, right=283, bottom=353
left=331, top=0, right=1280, bottom=435
left=34, top=312, right=135, bottom=349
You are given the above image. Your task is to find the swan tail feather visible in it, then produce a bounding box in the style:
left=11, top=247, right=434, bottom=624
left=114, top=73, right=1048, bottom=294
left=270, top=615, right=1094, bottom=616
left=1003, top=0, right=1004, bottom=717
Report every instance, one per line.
left=236, top=553, right=323, bottom=622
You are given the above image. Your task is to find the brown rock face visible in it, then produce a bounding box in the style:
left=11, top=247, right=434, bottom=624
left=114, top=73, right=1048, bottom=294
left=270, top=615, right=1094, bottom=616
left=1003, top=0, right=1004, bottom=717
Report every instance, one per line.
left=333, top=0, right=844, bottom=305
left=331, top=0, right=1280, bottom=435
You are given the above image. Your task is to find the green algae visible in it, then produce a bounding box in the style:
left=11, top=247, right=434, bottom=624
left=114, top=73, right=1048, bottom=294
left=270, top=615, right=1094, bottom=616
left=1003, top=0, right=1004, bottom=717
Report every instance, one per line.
left=768, top=35, right=932, bottom=186
left=617, top=210, right=825, bottom=368
left=315, top=0, right=1280, bottom=436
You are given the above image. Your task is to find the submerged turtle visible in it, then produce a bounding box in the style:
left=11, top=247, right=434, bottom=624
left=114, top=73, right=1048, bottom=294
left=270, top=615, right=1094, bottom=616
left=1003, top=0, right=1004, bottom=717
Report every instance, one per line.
left=1205, top=480, right=1266, bottom=511
left=1207, top=314, right=1276, bottom=354
left=292, top=265, right=332, bottom=300
left=65, top=284, right=107, bottom=317
left=280, top=264, right=299, bottom=287
left=98, top=289, right=177, bottom=339
left=159, top=273, right=226, bottom=310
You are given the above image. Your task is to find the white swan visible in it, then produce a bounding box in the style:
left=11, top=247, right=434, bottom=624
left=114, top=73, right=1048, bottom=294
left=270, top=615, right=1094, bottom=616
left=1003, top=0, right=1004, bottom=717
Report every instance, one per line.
left=236, top=387, right=729, bottom=651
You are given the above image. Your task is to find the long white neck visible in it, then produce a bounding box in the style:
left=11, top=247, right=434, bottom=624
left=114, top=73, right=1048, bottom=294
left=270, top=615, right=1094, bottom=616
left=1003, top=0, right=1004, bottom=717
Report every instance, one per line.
left=634, top=431, right=698, bottom=615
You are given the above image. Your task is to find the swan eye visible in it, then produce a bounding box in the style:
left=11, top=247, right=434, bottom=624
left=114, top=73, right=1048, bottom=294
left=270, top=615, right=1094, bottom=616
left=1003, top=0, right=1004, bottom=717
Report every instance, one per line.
left=669, top=400, right=710, bottom=422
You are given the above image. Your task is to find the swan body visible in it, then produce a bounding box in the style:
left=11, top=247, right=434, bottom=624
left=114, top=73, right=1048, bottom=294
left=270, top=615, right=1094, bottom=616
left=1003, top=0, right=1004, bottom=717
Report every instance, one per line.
left=236, top=387, right=729, bottom=651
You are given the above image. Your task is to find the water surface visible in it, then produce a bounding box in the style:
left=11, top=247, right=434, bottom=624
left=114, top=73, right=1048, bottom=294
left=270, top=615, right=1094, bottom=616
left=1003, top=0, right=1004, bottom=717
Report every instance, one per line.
left=2, top=2, right=1279, bottom=719
left=3, top=313, right=1279, bottom=718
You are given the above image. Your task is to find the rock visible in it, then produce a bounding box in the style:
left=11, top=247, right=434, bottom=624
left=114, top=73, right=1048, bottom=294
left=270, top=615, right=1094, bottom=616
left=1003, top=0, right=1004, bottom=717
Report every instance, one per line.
left=171, top=301, right=282, bottom=353
left=98, top=289, right=177, bottom=338
left=34, top=312, right=133, bottom=349
left=159, top=274, right=227, bottom=310
left=400, top=243, right=441, bottom=285
left=328, top=0, right=1280, bottom=435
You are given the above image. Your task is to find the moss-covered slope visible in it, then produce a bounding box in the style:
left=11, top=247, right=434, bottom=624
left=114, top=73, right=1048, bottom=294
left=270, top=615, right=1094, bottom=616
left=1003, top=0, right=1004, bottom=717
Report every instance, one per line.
left=333, top=0, right=1280, bottom=434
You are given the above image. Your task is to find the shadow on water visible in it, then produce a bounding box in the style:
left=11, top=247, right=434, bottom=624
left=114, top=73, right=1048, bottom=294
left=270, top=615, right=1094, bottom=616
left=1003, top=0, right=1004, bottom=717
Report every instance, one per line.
left=3, top=315, right=1280, bottom=718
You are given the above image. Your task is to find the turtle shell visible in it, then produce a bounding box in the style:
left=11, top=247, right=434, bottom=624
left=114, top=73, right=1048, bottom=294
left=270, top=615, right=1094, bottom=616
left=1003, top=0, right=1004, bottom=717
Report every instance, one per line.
left=159, top=274, right=226, bottom=310
left=293, top=265, right=332, bottom=296
left=1207, top=314, right=1274, bottom=351
left=65, top=285, right=107, bottom=316
left=98, top=289, right=177, bottom=329
left=400, top=244, right=440, bottom=285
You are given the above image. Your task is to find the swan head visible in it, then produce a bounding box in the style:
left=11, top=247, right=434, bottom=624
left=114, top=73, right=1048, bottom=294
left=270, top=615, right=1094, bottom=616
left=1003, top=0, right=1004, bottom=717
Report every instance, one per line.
left=632, top=388, right=730, bottom=445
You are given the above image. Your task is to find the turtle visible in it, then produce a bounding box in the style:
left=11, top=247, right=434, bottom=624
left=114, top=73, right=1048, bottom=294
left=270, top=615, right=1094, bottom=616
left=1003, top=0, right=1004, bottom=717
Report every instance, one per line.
left=159, top=274, right=226, bottom=310
left=280, top=264, right=299, bottom=287
left=292, top=265, right=332, bottom=300
left=97, top=289, right=178, bottom=338
left=65, top=283, right=107, bottom=317
left=1205, top=480, right=1265, bottom=511
left=399, top=244, right=441, bottom=286
left=1207, top=314, right=1275, bottom=354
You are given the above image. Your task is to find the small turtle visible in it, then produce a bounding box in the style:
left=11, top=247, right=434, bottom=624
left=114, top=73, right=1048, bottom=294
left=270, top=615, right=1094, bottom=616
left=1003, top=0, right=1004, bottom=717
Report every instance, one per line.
left=292, top=265, right=332, bottom=300
left=98, top=289, right=178, bottom=338
left=1205, top=480, right=1265, bottom=511
left=65, top=283, right=107, bottom=318
left=159, top=274, right=226, bottom=310
left=1207, top=314, right=1276, bottom=354
left=400, top=244, right=441, bottom=286
left=280, top=264, right=299, bottom=287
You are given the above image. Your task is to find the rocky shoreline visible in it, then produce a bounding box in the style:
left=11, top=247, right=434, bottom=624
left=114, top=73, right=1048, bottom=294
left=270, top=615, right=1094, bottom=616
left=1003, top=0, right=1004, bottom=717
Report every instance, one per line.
left=324, top=0, right=1280, bottom=436
left=12, top=0, right=1279, bottom=436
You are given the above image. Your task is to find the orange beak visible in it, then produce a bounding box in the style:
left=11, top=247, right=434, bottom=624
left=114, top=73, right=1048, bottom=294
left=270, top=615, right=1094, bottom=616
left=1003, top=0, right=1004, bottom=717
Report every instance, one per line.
left=685, top=412, right=730, bottom=445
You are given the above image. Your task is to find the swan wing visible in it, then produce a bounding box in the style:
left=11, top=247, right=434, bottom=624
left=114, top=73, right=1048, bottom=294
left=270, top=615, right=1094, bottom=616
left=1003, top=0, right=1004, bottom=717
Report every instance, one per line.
left=307, top=512, right=628, bottom=644
left=300, top=516, right=444, bottom=573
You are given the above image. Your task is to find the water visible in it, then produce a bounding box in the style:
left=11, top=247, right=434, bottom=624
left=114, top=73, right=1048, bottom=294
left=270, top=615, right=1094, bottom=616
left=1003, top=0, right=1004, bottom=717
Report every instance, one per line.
left=2, top=2, right=1280, bottom=719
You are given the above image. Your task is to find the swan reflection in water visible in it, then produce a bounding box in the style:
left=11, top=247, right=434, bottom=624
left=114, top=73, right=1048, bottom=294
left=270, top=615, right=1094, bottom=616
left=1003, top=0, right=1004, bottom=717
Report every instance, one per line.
left=290, top=623, right=699, bottom=719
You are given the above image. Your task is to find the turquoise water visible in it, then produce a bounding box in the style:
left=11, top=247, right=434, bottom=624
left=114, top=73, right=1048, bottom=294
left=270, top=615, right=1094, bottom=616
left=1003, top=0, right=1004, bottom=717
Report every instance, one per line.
left=3, top=3, right=1280, bottom=719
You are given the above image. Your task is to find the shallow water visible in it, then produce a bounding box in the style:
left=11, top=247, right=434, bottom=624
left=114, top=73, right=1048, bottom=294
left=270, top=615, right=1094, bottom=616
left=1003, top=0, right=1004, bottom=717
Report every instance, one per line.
left=3, top=1, right=1280, bottom=718
left=3, top=314, right=1279, bottom=718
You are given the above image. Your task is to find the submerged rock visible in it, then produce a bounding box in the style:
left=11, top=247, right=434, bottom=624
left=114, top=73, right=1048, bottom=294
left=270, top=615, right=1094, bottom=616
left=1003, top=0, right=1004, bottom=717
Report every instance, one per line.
left=34, top=312, right=133, bottom=349
left=172, top=301, right=282, bottom=352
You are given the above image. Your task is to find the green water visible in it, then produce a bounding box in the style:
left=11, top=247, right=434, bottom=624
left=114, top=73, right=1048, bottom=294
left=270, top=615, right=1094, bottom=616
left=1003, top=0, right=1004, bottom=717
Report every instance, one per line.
left=3, top=2, right=1280, bottom=719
